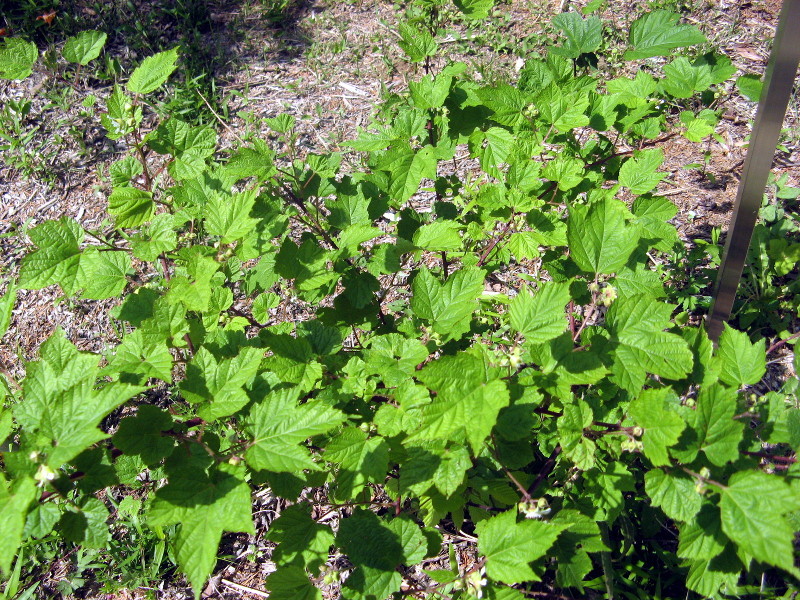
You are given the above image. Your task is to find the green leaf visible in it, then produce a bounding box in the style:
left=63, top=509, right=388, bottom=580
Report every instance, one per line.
left=677, top=502, right=727, bottom=560
left=147, top=118, right=217, bottom=180
left=411, top=267, right=485, bottom=339
left=108, top=186, right=154, bottom=228
left=542, top=156, right=584, bottom=191
left=606, top=295, right=693, bottom=394
left=19, top=218, right=83, bottom=293
left=266, top=566, right=321, bottom=600
left=719, top=470, right=800, bottom=575
left=62, top=30, right=107, bottom=65
left=0, top=282, right=15, bottom=339
left=180, top=346, right=263, bottom=421
left=736, top=74, right=763, bottom=102
left=244, top=388, right=345, bottom=472
left=407, top=377, right=509, bottom=454
left=106, top=329, right=173, bottom=383
left=477, top=85, right=532, bottom=129
left=379, top=144, right=437, bottom=202
left=624, top=11, right=706, bottom=60
left=661, top=56, right=714, bottom=99
left=78, top=248, right=130, bottom=300
left=713, top=325, right=766, bottom=387
left=628, top=388, right=684, bottom=466
left=325, top=427, right=389, bottom=501
left=682, top=383, right=744, bottom=466
left=508, top=282, right=570, bottom=343
left=364, top=333, right=429, bottom=387
left=0, top=477, right=37, bottom=575
left=112, top=405, right=175, bottom=466
left=397, top=23, right=437, bottom=62
left=132, top=213, right=178, bottom=261
left=149, top=462, right=255, bottom=596
left=552, top=12, right=602, bottom=59
left=0, top=38, right=38, bottom=80
left=567, top=198, right=639, bottom=275
left=126, top=47, right=179, bottom=95
left=16, top=331, right=144, bottom=467
left=412, top=221, right=462, bottom=252
left=469, top=127, right=514, bottom=178
left=644, top=469, right=701, bottom=521
left=400, top=440, right=471, bottom=497
left=477, top=510, right=565, bottom=584
left=454, top=0, right=494, bottom=19
left=205, top=188, right=259, bottom=243
left=59, top=497, right=109, bottom=548
left=619, top=148, right=665, bottom=195
left=536, top=85, right=590, bottom=133
left=267, top=505, right=334, bottom=569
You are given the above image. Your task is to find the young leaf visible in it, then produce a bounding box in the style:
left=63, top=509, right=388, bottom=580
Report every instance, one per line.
left=19, top=218, right=84, bottom=294
left=508, top=282, right=570, bottom=343
left=148, top=462, right=255, bottom=597
left=378, top=144, right=437, bottom=202
left=624, top=11, right=706, bottom=60
left=62, top=30, right=107, bottom=65
left=0, top=38, right=37, bottom=80
left=644, top=469, right=701, bottom=522
left=680, top=383, right=744, bottom=466
left=454, top=0, right=494, bottom=19
left=244, top=388, right=345, bottom=472
left=325, top=427, right=390, bottom=500
left=0, top=477, right=37, bottom=575
left=567, top=198, right=639, bottom=275
left=0, top=282, right=15, bottom=338
left=719, top=470, right=800, bottom=575
left=112, top=405, right=175, bottom=466
left=265, top=566, right=322, bottom=600
left=628, top=388, right=685, bottom=466
left=267, top=505, right=334, bottom=569
left=476, top=510, right=565, bottom=584
left=619, top=148, right=665, bottom=195
left=397, top=23, right=437, bottom=63
left=411, top=266, right=485, bottom=338
left=126, top=47, right=179, bottom=95
left=606, top=295, right=693, bottom=394
left=551, top=12, right=602, bottom=59
left=713, top=325, right=766, bottom=387
left=736, top=74, right=763, bottom=102
left=108, top=187, right=154, bottom=228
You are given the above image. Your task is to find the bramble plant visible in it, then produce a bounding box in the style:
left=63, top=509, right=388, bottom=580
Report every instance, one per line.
left=1, top=3, right=799, bottom=600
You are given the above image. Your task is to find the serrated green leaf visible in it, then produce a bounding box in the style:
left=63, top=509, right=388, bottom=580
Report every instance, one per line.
left=364, top=334, right=429, bottom=387
left=78, top=248, right=130, bottom=300
left=736, top=74, right=763, bottom=102
left=509, top=282, right=570, bottom=342
left=244, top=388, right=345, bottom=472
left=629, top=388, right=685, bottom=466
left=606, top=295, right=693, bottom=394
left=0, top=477, right=37, bottom=575
left=108, top=186, right=154, bottom=228
left=454, top=0, right=494, bottom=19
left=624, top=11, right=706, bottom=60
left=106, top=329, right=173, bottom=383
left=59, top=497, right=109, bottom=548
left=149, top=462, right=254, bottom=597
left=677, top=502, right=727, bottom=560
left=719, top=470, right=800, bottom=575
left=0, top=38, right=37, bottom=80
left=407, top=377, right=509, bottom=454
left=326, top=427, right=389, bottom=501
left=411, top=266, right=485, bottom=339
left=267, top=505, right=334, bottom=569
left=644, top=469, right=701, bottom=521
left=477, top=510, right=565, bottom=584
left=266, top=566, right=321, bottom=600
left=619, top=148, right=665, bottom=195
left=62, top=30, right=106, bottom=65
left=400, top=440, right=471, bottom=497
left=19, top=218, right=84, bottom=293
left=542, top=156, right=584, bottom=191
left=552, top=12, right=602, bottom=59
left=204, top=188, right=259, bottom=243
left=112, top=405, right=175, bottom=466
left=379, top=144, right=437, bottom=202
left=180, top=346, right=263, bottom=421
left=567, top=198, right=639, bottom=275
left=397, top=23, right=437, bottom=62
left=127, top=47, right=179, bottom=94
left=714, top=325, right=766, bottom=387
left=683, top=383, right=743, bottom=466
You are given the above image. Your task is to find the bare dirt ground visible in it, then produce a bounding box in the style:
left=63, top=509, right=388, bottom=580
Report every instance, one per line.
left=0, top=0, right=798, bottom=597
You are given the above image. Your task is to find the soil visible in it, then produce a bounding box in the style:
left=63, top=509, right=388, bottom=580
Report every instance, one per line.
left=0, top=0, right=798, bottom=597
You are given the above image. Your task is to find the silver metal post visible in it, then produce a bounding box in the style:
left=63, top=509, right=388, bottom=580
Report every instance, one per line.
left=706, top=0, right=800, bottom=343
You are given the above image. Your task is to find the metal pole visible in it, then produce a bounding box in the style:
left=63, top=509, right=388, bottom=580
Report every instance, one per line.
left=706, top=0, right=800, bottom=343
